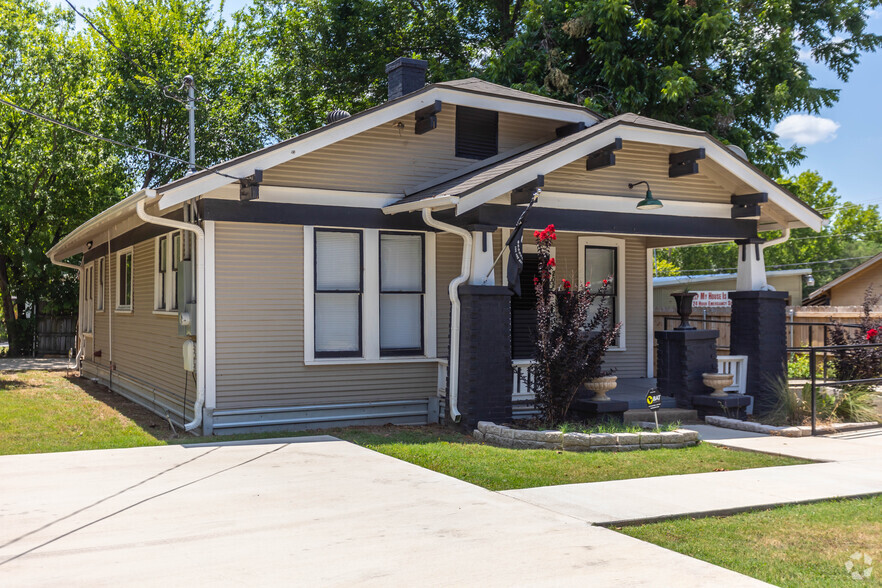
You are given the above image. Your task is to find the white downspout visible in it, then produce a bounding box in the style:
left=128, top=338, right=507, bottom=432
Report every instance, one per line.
left=762, top=227, right=791, bottom=251
left=49, top=253, right=84, bottom=367
left=136, top=198, right=206, bottom=432
left=422, top=208, right=472, bottom=423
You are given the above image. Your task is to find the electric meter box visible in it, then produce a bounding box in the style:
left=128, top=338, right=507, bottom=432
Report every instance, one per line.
left=182, top=340, right=196, bottom=372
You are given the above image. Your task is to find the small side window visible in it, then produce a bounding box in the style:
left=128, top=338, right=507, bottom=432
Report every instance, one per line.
left=117, top=249, right=133, bottom=311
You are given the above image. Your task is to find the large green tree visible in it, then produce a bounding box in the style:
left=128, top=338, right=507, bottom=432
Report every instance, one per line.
left=484, top=0, right=881, bottom=177
left=88, top=0, right=271, bottom=187
left=0, top=0, right=129, bottom=355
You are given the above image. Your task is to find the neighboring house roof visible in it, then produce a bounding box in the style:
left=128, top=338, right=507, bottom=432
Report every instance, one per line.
left=804, top=251, right=882, bottom=304
left=653, top=268, right=812, bottom=288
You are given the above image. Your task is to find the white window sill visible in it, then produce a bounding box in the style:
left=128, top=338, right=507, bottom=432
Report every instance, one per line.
left=114, top=307, right=133, bottom=314
left=152, top=310, right=179, bottom=317
left=607, top=346, right=626, bottom=352
left=305, top=356, right=438, bottom=366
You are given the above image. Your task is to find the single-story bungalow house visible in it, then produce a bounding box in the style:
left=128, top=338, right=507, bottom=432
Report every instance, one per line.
left=654, top=268, right=812, bottom=312
left=804, top=251, right=882, bottom=306
left=48, top=59, right=825, bottom=434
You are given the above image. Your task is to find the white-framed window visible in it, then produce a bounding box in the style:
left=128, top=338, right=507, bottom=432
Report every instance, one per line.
left=578, top=236, right=626, bottom=351
left=116, top=247, right=133, bottom=312
left=96, top=256, right=105, bottom=312
left=82, top=262, right=94, bottom=333
left=155, top=232, right=182, bottom=312
left=380, top=232, right=424, bottom=356
left=304, top=226, right=436, bottom=364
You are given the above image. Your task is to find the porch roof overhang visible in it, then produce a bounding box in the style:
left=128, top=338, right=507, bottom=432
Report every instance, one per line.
left=382, top=114, right=827, bottom=235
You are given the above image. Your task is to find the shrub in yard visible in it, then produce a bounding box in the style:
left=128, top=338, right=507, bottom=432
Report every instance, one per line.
left=529, top=224, right=620, bottom=425
left=829, top=288, right=882, bottom=382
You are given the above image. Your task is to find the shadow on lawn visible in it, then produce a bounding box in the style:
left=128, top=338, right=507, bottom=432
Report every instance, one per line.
left=62, top=375, right=179, bottom=442
left=0, top=377, right=31, bottom=391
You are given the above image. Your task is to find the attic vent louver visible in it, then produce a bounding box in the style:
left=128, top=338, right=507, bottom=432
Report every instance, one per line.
left=326, top=109, right=351, bottom=124
left=386, top=57, right=428, bottom=101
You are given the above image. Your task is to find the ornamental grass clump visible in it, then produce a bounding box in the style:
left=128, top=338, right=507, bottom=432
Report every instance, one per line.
left=529, top=224, right=620, bottom=425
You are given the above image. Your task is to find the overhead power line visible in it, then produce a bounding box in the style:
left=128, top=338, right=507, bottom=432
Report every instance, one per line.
left=0, top=96, right=240, bottom=181
left=62, top=0, right=189, bottom=105
left=674, top=254, right=878, bottom=275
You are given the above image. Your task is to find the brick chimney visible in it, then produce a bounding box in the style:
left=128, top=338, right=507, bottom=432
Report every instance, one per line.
left=385, top=57, right=428, bottom=101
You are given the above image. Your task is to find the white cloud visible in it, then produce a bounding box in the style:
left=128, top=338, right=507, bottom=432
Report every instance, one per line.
left=774, top=114, right=841, bottom=145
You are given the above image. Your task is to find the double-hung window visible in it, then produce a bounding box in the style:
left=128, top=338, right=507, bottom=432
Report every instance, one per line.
left=578, top=236, right=625, bottom=350
left=155, top=232, right=182, bottom=312
left=96, top=257, right=105, bottom=312
left=116, top=248, right=133, bottom=312
left=306, top=227, right=435, bottom=363
left=314, top=229, right=363, bottom=357
left=380, top=232, right=424, bottom=355
left=82, top=263, right=94, bottom=333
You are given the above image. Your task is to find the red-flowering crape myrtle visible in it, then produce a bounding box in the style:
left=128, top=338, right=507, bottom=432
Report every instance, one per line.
left=526, top=224, right=621, bottom=425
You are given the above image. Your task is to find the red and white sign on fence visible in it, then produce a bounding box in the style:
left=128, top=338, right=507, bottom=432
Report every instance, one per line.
left=692, top=291, right=732, bottom=308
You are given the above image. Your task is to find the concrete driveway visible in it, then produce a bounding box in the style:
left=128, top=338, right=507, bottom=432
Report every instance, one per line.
left=0, top=437, right=768, bottom=587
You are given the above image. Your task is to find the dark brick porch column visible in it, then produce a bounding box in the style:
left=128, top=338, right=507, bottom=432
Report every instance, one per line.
left=655, top=330, right=719, bottom=409
left=456, top=285, right=513, bottom=429
left=729, top=290, right=788, bottom=416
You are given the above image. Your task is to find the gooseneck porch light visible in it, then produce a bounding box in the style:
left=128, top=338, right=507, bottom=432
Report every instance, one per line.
left=628, top=181, right=664, bottom=210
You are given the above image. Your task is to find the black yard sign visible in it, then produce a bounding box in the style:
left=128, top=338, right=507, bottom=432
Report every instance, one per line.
left=646, top=389, right=662, bottom=411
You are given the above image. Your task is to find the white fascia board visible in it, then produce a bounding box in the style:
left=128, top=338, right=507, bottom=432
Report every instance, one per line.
left=455, top=125, right=824, bottom=231
left=539, top=191, right=732, bottom=219
left=382, top=195, right=459, bottom=215
left=158, top=88, right=597, bottom=211
left=210, top=184, right=403, bottom=208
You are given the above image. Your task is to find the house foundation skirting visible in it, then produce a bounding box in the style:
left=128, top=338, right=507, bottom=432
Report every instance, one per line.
left=211, top=399, right=438, bottom=435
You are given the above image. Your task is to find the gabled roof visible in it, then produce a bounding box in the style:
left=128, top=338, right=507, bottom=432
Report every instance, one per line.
left=382, top=113, right=826, bottom=232
left=805, top=251, right=882, bottom=302
left=153, top=79, right=602, bottom=210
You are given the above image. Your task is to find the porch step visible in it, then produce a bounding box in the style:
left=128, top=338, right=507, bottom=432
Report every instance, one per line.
left=623, top=408, right=700, bottom=425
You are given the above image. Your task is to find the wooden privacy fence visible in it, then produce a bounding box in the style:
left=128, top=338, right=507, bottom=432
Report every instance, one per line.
left=36, top=315, right=76, bottom=356
left=654, top=306, right=882, bottom=353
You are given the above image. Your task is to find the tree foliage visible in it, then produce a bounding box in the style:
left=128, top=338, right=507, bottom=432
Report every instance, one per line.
left=0, top=0, right=130, bottom=355
left=655, top=171, right=882, bottom=297
left=484, top=0, right=881, bottom=177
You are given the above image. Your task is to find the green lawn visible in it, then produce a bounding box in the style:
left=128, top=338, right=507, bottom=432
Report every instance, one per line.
left=619, top=496, right=882, bottom=587
left=1, top=370, right=809, bottom=490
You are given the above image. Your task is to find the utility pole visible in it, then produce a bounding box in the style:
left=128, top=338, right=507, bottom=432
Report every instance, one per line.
left=182, top=75, right=196, bottom=175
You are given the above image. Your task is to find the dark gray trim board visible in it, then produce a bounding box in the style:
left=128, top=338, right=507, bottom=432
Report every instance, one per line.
left=199, top=199, right=433, bottom=231
left=437, top=205, right=758, bottom=240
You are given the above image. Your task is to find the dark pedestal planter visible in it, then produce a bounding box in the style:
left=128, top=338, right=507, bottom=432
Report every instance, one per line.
left=455, top=285, right=513, bottom=430
left=655, top=329, right=719, bottom=409
left=671, top=292, right=698, bottom=330
left=691, top=394, right=752, bottom=420
left=569, top=399, right=630, bottom=424
left=729, top=290, right=788, bottom=416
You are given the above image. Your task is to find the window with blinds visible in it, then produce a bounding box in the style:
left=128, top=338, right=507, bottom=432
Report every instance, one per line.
left=379, top=232, right=424, bottom=355
left=314, top=229, right=363, bottom=357
left=455, top=106, right=498, bottom=160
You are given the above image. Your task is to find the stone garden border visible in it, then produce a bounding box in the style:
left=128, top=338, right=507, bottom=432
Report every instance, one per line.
left=474, top=421, right=699, bottom=451
left=705, top=415, right=880, bottom=437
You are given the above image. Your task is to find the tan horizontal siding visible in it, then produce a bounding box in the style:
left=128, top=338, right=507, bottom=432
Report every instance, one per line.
left=545, top=141, right=732, bottom=204
left=261, top=109, right=560, bottom=194
left=214, top=221, right=437, bottom=410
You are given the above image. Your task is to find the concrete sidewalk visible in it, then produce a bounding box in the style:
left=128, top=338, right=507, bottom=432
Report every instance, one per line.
left=503, top=425, right=882, bottom=526
left=0, top=357, right=72, bottom=372
left=0, top=437, right=768, bottom=587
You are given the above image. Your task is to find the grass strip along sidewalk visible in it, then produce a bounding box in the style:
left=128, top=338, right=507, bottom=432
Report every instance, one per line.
left=1, top=370, right=808, bottom=490
left=618, top=496, right=882, bottom=588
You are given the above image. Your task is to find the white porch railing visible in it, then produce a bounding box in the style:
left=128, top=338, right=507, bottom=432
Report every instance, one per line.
left=717, top=354, right=752, bottom=414
left=512, top=359, right=539, bottom=418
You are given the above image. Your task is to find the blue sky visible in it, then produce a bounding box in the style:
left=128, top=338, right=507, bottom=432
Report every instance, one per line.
left=60, top=1, right=882, bottom=208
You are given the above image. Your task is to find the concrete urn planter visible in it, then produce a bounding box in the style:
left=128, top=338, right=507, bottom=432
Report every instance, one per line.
left=584, top=375, right=618, bottom=402
left=703, top=372, right=734, bottom=397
